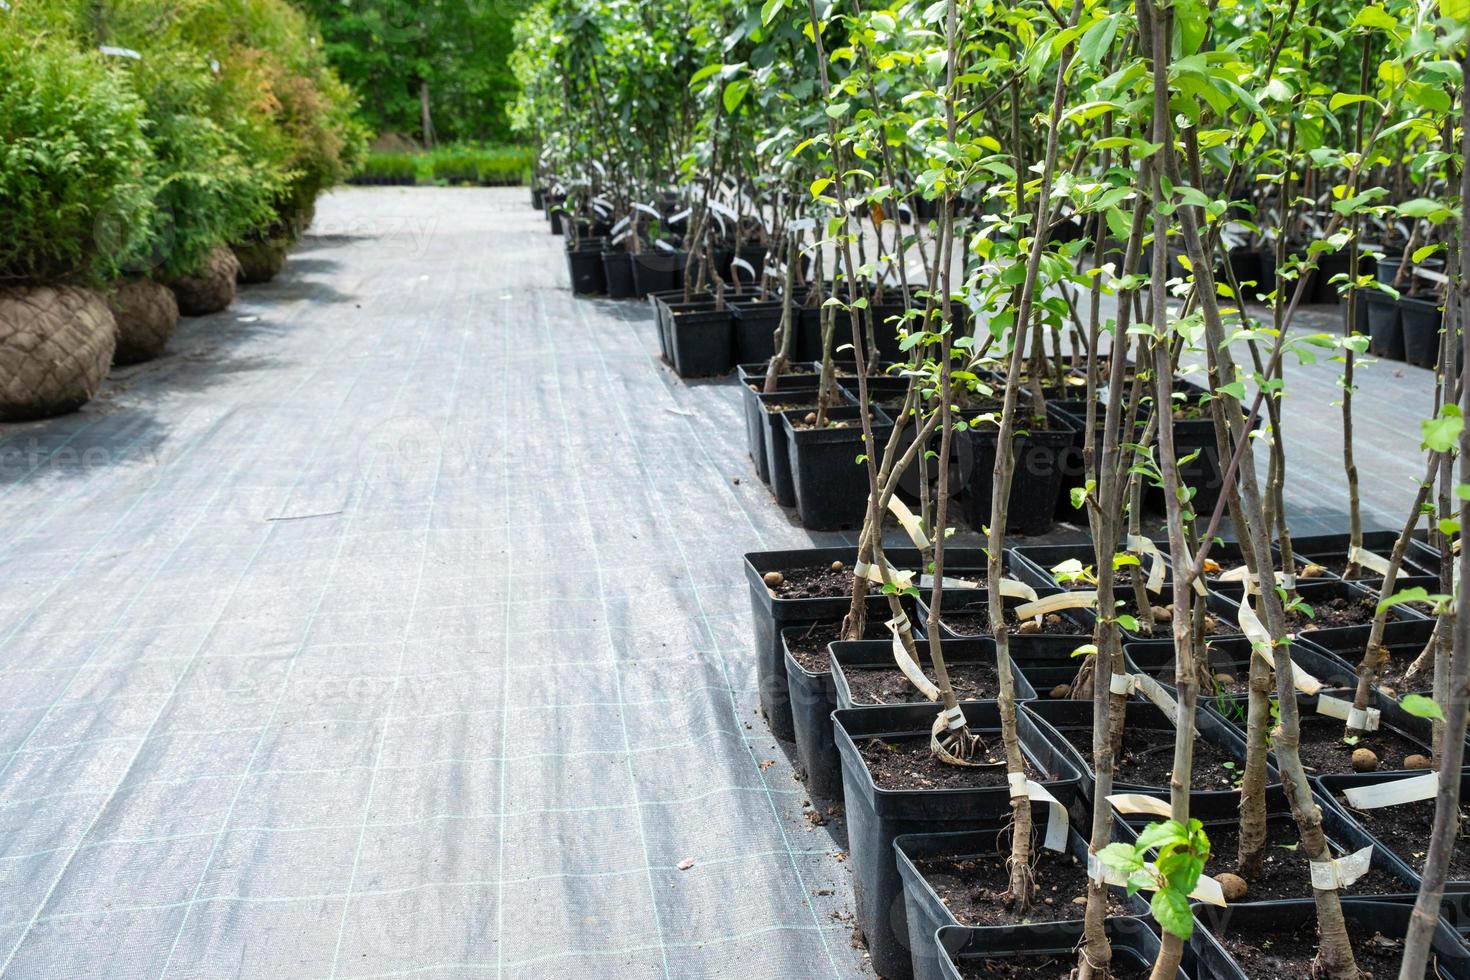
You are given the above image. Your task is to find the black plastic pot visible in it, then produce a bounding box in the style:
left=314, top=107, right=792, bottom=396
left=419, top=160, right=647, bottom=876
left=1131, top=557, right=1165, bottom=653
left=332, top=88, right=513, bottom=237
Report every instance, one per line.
left=1298, top=617, right=1435, bottom=696
left=630, top=250, right=683, bottom=297
left=730, top=300, right=783, bottom=364
left=917, top=588, right=1095, bottom=643
left=1289, top=530, right=1435, bottom=581
left=1212, top=579, right=1428, bottom=659
left=897, top=823, right=1147, bottom=980
left=830, top=637, right=1037, bottom=712
left=758, top=391, right=826, bottom=506
left=834, top=702, right=1082, bottom=980
left=530, top=187, right=545, bottom=209
left=1190, top=899, right=1470, bottom=980
left=727, top=244, right=767, bottom=286
left=785, top=616, right=925, bottom=804
left=1376, top=254, right=1405, bottom=286
left=783, top=405, right=894, bottom=530
left=741, top=373, right=817, bottom=484
left=1402, top=295, right=1446, bottom=370
left=796, top=305, right=828, bottom=362
left=744, top=548, right=914, bottom=741
left=668, top=306, right=734, bottom=378
left=1023, top=698, right=1265, bottom=803
left=602, top=250, right=636, bottom=299
left=565, top=247, right=606, bottom=295
left=1317, top=770, right=1470, bottom=893
left=1367, top=293, right=1406, bottom=360
left=957, top=406, right=1078, bottom=537
left=936, top=917, right=1183, bottom=980
left=1125, top=636, right=1359, bottom=701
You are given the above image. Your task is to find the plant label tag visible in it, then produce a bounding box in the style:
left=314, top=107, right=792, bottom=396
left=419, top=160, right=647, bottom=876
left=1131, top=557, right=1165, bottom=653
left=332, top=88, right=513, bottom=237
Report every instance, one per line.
left=1126, top=534, right=1166, bottom=593
left=1309, top=845, right=1375, bottom=890
left=1315, top=693, right=1381, bottom=731
left=99, top=45, right=142, bottom=59
left=610, top=216, right=632, bottom=236
left=1347, top=546, right=1393, bottom=576
left=634, top=202, right=662, bottom=220
left=1343, top=771, right=1439, bottom=809
left=669, top=208, right=692, bottom=223
left=886, top=615, right=938, bottom=702
left=654, top=240, right=676, bottom=254
left=1014, top=590, right=1097, bottom=621
left=732, top=257, right=757, bottom=280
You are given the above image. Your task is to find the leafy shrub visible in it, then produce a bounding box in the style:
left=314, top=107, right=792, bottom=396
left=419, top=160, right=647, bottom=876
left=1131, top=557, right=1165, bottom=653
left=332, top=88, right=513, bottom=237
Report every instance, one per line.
left=357, top=151, right=419, bottom=183
left=0, top=31, right=154, bottom=285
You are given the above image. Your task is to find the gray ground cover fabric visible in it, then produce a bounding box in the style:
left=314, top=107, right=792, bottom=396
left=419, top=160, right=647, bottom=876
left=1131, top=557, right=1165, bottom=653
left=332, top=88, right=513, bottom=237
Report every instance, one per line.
left=0, top=186, right=1431, bottom=978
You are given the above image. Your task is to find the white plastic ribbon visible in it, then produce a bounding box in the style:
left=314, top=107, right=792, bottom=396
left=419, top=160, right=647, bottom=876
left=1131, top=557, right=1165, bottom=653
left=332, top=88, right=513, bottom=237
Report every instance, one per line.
left=610, top=216, right=632, bottom=236
left=1309, top=845, right=1375, bottom=890
left=1015, top=590, right=1098, bottom=621
left=1086, top=854, right=1229, bottom=907
left=1348, top=546, right=1393, bottom=577
left=731, top=257, right=757, bottom=280
left=1126, top=534, right=1166, bottom=594
left=1106, top=793, right=1173, bottom=819
left=881, top=495, right=930, bottom=550
left=633, top=202, right=662, bottom=220
left=1009, top=772, right=1068, bottom=852
left=853, top=559, right=915, bottom=590
left=887, top=615, right=939, bottom=702
left=1343, top=771, right=1439, bottom=809
left=998, top=578, right=1040, bottom=603
left=99, top=45, right=142, bottom=59
left=1316, top=693, right=1381, bottom=732
left=668, top=207, right=692, bottom=224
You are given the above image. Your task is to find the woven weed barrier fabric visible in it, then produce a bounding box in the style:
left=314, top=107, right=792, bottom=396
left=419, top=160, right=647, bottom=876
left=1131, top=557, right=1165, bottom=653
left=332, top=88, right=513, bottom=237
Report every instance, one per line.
left=0, top=188, right=872, bottom=979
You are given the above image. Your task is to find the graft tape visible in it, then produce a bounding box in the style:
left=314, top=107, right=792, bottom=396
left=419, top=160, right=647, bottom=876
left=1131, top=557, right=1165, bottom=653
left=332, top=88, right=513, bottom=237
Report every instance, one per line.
left=883, top=495, right=930, bottom=550
left=1126, top=534, right=1167, bottom=594
left=1015, top=590, right=1098, bottom=621
left=853, top=560, right=915, bottom=590
left=1348, top=546, right=1393, bottom=577
left=1106, top=793, right=1173, bottom=819
left=1309, top=845, right=1374, bottom=890
left=1343, top=771, right=1439, bottom=809
left=1008, top=772, right=1068, bottom=852
left=887, top=615, right=939, bottom=702
left=1315, top=693, right=1381, bottom=732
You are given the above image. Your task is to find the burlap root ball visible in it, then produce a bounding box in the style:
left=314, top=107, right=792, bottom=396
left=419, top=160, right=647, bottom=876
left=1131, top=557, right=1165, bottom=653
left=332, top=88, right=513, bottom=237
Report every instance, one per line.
left=0, top=286, right=117, bottom=422
left=109, top=278, right=178, bottom=366
left=233, top=238, right=290, bottom=284
left=170, top=245, right=241, bottom=316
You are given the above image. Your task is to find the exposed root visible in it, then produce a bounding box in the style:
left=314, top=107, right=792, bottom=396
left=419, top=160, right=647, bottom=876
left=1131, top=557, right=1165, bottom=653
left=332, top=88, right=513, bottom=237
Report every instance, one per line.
left=929, top=715, right=1004, bottom=768
left=1004, top=848, right=1037, bottom=915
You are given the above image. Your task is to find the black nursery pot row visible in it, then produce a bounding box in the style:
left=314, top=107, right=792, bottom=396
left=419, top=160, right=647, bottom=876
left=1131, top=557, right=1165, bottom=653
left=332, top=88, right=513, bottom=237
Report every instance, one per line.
left=743, top=544, right=1470, bottom=980
left=1355, top=289, right=1452, bottom=371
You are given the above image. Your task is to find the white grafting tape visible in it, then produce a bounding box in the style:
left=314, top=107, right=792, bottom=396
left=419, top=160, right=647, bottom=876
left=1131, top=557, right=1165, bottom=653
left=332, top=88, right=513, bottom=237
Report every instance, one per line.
left=1015, top=590, right=1098, bottom=620
left=1106, top=793, right=1173, bottom=819
left=1308, top=845, right=1375, bottom=890
left=887, top=615, right=939, bottom=702
left=1347, top=546, right=1393, bottom=577
left=1109, top=672, right=1133, bottom=696
left=1315, top=693, right=1381, bottom=732
left=1008, top=774, right=1068, bottom=852
left=1343, top=771, right=1439, bottom=809
left=1126, top=534, right=1167, bottom=593
left=997, top=578, right=1040, bottom=603
left=883, top=495, right=930, bottom=550
left=944, top=704, right=966, bottom=731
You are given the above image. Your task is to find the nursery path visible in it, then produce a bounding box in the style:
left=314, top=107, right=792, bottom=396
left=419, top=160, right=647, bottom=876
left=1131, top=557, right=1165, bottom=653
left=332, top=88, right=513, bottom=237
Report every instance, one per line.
left=0, top=187, right=1437, bottom=980
left=0, top=187, right=871, bottom=980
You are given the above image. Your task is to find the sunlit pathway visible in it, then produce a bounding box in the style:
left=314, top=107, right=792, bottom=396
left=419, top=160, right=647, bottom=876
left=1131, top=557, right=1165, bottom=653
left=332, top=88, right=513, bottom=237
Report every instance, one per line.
left=0, top=187, right=871, bottom=979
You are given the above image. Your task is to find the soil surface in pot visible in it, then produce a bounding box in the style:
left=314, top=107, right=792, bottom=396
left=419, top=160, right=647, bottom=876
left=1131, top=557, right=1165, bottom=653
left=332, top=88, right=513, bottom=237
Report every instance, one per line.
left=1204, top=816, right=1399, bottom=901
left=846, top=661, right=1000, bottom=705
left=1331, top=795, right=1470, bottom=879
left=1048, top=568, right=1134, bottom=591
left=1286, top=594, right=1377, bottom=631
left=1217, top=918, right=1418, bottom=980
left=769, top=564, right=857, bottom=600
left=1374, top=644, right=1432, bottom=695
left=790, top=409, right=881, bottom=431
left=1114, top=600, right=1236, bottom=638
left=942, top=607, right=1088, bottom=637
left=1058, top=725, right=1241, bottom=790
left=763, top=397, right=823, bottom=415
left=957, top=956, right=1147, bottom=979
left=786, top=621, right=891, bottom=673
left=859, top=735, right=1039, bottom=790
left=918, top=846, right=1131, bottom=926
left=1295, top=713, right=1426, bottom=776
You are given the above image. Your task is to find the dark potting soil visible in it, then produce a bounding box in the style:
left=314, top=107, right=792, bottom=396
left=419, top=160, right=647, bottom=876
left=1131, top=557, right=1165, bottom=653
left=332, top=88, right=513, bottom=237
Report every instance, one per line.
left=770, top=564, right=857, bottom=600
left=942, top=607, right=1088, bottom=637
left=1218, top=919, right=1425, bottom=980
left=789, top=410, right=881, bottom=431
left=1376, top=644, right=1430, bottom=695
left=917, top=847, right=1131, bottom=927
left=1113, top=600, right=1237, bottom=638
left=1286, top=594, right=1378, bottom=631
left=1333, top=796, right=1470, bottom=880
left=846, top=660, right=1000, bottom=705
left=785, top=621, right=891, bottom=674
left=764, top=398, right=821, bottom=415
left=1059, top=725, right=1242, bottom=790
left=1294, top=713, right=1426, bottom=776
left=859, top=734, right=1037, bottom=790
left=1204, top=816, right=1398, bottom=901
left=958, top=956, right=1146, bottom=979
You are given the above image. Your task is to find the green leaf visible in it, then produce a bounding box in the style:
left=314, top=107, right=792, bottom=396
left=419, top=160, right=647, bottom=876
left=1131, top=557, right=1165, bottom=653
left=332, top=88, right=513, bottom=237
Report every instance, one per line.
left=1097, top=842, right=1144, bottom=875
left=760, top=0, right=786, bottom=26
left=1150, top=888, right=1195, bottom=940
left=1376, top=586, right=1430, bottom=613
left=825, top=102, right=851, bottom=119
left=809, top=177, right=832, bottom=199
left=1134, top=820, right=1186, bottom=853
left=1352, top=5, right=1399, bottom=30
left=1329, top=93, right=1378, bottom=112
left=1422, top=407, right=1463, bottom=452
left=1400, top=693, right=1444, bottom=721
left=1078, top=14, right=1120, bottom=69
left=1116, top=614, right=1140, bottom=632
left=1071, top=643, right=1098, bottom=659
left=722, top=79, right=750, bottom=114
left=1070, top=485, right=1089, bottom=510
